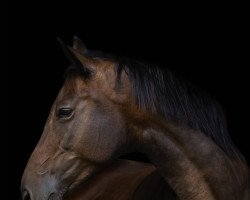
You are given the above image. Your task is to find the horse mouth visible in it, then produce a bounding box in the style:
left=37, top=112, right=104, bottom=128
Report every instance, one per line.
left=119, top=152, right=151, bottom=163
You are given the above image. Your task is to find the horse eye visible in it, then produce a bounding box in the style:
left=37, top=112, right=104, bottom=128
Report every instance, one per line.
left=57, top=108, right=73, bottom=119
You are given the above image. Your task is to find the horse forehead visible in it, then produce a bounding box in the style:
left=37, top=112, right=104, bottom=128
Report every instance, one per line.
left=60, top=61, right=131, bottom=103
left=56, top=77, right=106, bottom=104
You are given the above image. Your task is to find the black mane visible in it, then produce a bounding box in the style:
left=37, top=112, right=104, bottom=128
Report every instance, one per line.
left=68, top=50, right=242, bottom=159
left=117, top=59, right=239, bottom=157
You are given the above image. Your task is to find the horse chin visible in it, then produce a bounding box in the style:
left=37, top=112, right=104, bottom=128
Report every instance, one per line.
left=62, top=165, right=98, bottom=199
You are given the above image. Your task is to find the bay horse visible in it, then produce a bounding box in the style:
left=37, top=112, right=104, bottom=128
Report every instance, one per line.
left=21, top=36, right=249, bottom=200
left=66, top=159, right=173, bottom=200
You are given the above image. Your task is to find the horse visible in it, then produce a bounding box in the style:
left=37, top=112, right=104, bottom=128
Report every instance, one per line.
left=65, top=159, right=174, bottom=200
left=21, top=36, right=249, bottom=200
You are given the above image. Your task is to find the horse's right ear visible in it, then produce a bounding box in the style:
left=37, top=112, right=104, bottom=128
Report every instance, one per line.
left=73, top=36, right=87, bottom=55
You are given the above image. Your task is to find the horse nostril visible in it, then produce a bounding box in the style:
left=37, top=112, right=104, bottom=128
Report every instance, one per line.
left=22, top=189, right=31, bottom=200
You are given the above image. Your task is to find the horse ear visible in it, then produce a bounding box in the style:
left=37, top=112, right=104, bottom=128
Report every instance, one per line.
left=73, top=36, right=87, bottom=54
left=57, top=37, right=91, bottom=76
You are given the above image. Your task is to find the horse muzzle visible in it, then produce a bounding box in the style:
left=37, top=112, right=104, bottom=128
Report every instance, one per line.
left=21, top=173, right=64, bottom=200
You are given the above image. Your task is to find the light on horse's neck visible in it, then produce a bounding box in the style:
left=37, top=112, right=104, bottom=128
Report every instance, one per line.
left=140, top=123, right=246, bottom=200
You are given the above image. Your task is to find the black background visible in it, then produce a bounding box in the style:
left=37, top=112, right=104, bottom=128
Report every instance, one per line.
left=11, top=3, right=249, bottom=199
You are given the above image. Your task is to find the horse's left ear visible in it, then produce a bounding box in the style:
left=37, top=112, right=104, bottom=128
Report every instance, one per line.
left=57, top=37, right=91, bottom=77
left=73, top=36, right=87, bottom=55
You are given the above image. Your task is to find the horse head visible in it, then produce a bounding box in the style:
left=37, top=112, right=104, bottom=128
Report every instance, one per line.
left=21, top=37, right=137, bottom=200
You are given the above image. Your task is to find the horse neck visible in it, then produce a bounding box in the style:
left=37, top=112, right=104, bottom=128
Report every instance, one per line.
left=139, top=122, right=248, bottom=200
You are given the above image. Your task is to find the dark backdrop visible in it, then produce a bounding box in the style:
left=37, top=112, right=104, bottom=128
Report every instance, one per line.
left=12, top=3, right=249, bottom=199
